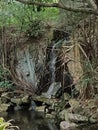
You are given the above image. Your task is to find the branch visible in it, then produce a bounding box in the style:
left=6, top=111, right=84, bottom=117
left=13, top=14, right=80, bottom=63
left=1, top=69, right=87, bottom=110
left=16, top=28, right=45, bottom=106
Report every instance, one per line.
left=88, top=0, right=98, bottom=10
left=16, top=0, right=98, bottom=15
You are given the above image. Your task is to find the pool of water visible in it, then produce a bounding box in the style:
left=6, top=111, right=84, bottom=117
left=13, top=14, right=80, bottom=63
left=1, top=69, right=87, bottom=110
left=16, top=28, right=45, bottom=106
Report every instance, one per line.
left=0, top=110, right=59, bottom=130
left=0, top=111, right=98, bottom=130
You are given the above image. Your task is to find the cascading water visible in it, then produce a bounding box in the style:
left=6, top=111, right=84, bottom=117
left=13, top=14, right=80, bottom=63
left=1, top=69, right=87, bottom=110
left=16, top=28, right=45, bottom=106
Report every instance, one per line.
left=42, top=41, right=63, bottom=98
left=50, top=43, right=57, bottom=83
left=50, top=40, right=63, bottom=83
left=42, top=40, right=63, bottom=98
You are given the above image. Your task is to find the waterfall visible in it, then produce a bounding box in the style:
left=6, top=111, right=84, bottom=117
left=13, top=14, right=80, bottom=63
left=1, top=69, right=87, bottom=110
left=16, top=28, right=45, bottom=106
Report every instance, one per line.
left=50, top=43, right=57, bottom=83
left=42, top=40, right=63, bottom=98
left=50, top=40, right=63, bottom=83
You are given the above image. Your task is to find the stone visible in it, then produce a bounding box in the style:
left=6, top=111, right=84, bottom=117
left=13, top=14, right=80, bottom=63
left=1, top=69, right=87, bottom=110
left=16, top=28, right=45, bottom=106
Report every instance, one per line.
left=69, top=99, right=82, bottom=113
left=45, top=114, right=55, bottom=119
left=59, top=110, right=67, bottom=120
left=59, top=110, right=88, bottom=123
left=33, top=96, right=50, bottom=104
left=63, top=93, right=71, bottom=101
left=69, top=99, right=80, bottom=109
left=42, top=82, right=61, bottom=98
left=60, top=121, right=78, bottom=130
left=22, top=95, right=29, bottom=103
left=35, top=106, right=45, bottom=113
left=1, top=92, right=11, bottom=103
left=29, top=101, right=36, bottom=111
left=11, top=98, right=22, bottom=105
left=66, top=113, right=88, bottom=123
left=14, top=105, right=21, bottom=111
left=35, top=106, right=45, bottom=117
left=0, top=103, right=10, bottom=112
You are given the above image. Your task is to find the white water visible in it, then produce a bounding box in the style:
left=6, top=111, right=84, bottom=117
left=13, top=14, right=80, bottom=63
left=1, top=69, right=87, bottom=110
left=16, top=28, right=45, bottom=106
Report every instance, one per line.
left=50, top=43, right=57, bottom=83
left=50, top=40, right=62, bottom=83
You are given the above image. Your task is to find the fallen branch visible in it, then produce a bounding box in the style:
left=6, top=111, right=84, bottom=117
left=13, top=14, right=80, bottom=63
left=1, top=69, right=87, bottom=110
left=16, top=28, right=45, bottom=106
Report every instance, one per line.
left=15, top=0, right=98, bottom=15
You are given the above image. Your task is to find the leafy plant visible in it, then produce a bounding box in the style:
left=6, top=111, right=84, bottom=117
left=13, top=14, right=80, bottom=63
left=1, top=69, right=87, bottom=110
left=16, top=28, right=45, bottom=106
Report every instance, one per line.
left=0, top=66, right=13, bottom=89
left=0, top=117, right=19, bottom=130
left=26, top=18, right=45, bottom=38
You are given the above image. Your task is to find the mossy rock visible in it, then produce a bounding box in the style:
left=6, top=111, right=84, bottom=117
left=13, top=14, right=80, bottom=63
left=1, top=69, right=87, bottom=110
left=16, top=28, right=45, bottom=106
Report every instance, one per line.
left=0, top=103, right=10, bottom=112
left=11, top=98, right=22, bottom=105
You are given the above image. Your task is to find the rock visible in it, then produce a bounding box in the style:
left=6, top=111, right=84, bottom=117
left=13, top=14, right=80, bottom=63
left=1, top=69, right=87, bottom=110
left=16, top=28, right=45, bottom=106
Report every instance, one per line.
left=14, top=105, right=22, bottom=111
left=63, top=93, right=71, bottom=101
left=45, top=114, right=55, bottom=119
left=1, top=92, right=11, bottom=103
left=35, top=106, right=45, bottom=117
left=69, top=99, right=82, bottom=113
left=42, top=82, right=61, bottom=98
left=59, top=110, right=88, bottom=123
left=0, top=103, right=10, bottom=112
left=66, top=113, right=88, bottom=123
left=11, top=98, right=22, bottom=105
left=60, top=121, right=78, bottom=130
left=89, top=117, right=97, bottom=124
left=29, top=101, right=36, bottom=111
left=59, top=110, right=67, bottom=120
left=35, top=106, right=45, bottom=113
left=22, top=95, right=29, bottom=103
left=33, top=95, right=51, bottom=105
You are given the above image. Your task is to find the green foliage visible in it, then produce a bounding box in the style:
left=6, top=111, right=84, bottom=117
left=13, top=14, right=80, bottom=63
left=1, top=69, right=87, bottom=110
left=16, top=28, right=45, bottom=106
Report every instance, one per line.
left=0, top=66, right=13, bottom=89
left=0, top=0, right=59, bottom=27
left=0, top=117, right=19, bottom=130
left=26, top=18, right=45, bottom=38
left=0, top=117, right=11, bottom=130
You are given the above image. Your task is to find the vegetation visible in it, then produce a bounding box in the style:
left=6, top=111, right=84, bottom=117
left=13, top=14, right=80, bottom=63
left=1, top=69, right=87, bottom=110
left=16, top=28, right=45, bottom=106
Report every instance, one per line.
left=0, top=66, right=13, bottom=89
left=0, top=0, right=98, bottom=100
left=0, top=117, right=19, bottom=130
left=0, top=1, right=98, bottom=129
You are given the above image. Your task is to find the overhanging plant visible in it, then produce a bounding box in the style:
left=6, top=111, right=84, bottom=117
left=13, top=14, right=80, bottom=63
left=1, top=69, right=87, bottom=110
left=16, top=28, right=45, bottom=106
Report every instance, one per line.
left=0, top=117, right=19, bottom=130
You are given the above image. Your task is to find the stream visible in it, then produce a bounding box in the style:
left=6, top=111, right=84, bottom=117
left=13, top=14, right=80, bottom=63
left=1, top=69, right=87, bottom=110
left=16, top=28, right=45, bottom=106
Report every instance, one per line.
left=0, top=111, right=59, bottom=130
left=0, top=111, right=98, bottom=130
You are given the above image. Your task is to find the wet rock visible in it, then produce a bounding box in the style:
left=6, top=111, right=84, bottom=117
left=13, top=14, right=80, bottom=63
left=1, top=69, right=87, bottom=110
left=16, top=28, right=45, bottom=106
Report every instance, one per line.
left=45, top=114, right=55, bottom=119
left=89, top=117, right=97, bottom=124
left=42, top=82, right=61, bottom=98
left=33, top=96, right=56, bottom=113
left=14, top=105, right=22, bottom=111
left=22, top=95, right=29, bottom=103
left=35, top=106, right=45, bottom=113
left=29, top=101, right=36, bottom=111
left=60, top=121, right=78, bottom=130
left=33, top=95, right=52, bottom=105
left=11, top=98, right=22, bottom=105
left=35, top=106, right=45, bottom=117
